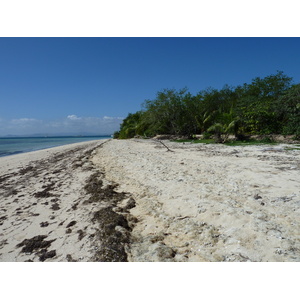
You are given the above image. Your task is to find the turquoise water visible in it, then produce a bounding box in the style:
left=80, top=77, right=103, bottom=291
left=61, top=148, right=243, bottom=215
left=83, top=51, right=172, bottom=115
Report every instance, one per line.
left=0, top=136, right=110, bottom=157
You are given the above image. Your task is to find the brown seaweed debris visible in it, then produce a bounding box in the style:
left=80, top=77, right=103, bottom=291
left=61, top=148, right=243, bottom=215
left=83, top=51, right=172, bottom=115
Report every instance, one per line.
left=66, top=254, right=77, bottom=262
left=38, top=249, right=56, bottom=262
left=83, top=172, right=127, bottom=205
left=0, top=216, right=7, bottom=226
left=51, top=203, right=60, bottom=210
left=91, top=207, right=130, bottom=262
left=16, top=235, right=56, bottom=261
left=16, top=235, right=55, bottom=253
left=34, top=182, right=56, bottom=198
left=66, top=221, right=77, bottom=228
left=77, top=230, right=85, bottom=241
left=84, top=170, right=136, bottom=262
left=40, top=221, right=49, bottom=227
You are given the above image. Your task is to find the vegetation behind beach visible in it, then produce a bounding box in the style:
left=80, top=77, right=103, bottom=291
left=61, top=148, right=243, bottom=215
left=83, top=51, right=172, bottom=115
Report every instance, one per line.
left=114, top=71, right=300, bottom=142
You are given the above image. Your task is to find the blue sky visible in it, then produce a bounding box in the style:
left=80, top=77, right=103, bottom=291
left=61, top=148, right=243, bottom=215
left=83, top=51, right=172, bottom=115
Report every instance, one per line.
left=1, top=37, right=300, bottom=136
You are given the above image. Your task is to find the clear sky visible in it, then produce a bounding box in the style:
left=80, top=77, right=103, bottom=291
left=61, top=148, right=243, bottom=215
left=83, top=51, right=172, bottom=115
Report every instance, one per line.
left=1, top=37, right=300, bottom=136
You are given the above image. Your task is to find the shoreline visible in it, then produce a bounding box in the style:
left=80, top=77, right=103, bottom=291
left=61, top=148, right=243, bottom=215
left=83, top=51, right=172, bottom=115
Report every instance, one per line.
left=0, top=139, right=134, bottom=261
left=0, top=136, right=110, bottom=158
left=0, top=139, right=110, bottom=172
left=1, top=138, right=300, bottom=261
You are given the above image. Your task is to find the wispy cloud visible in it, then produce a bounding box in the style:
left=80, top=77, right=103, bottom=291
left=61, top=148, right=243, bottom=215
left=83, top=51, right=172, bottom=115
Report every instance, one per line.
left=67, top=115, right=82, bottom=121
left=0, top=115, right=123, bottom=136
left=103, top=116, right=123, bottom=120
left=10, top=118, right=42, bottom=125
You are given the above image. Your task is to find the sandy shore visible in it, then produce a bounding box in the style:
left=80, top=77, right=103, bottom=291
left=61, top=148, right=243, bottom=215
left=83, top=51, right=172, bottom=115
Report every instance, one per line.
left=92, top=139, right=300, bottom=262
left=0, top=140, right=113, bottom=262
left=1, top=138, right=300, bottom=261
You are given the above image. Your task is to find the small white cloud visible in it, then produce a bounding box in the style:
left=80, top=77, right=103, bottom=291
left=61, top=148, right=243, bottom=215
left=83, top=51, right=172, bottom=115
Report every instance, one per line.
left=67, top=115, right=82, bottom=121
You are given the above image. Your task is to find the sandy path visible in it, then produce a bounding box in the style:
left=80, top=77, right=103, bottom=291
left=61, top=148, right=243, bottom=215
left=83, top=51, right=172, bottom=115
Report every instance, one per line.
left=91, top=139, right=300, bottom=262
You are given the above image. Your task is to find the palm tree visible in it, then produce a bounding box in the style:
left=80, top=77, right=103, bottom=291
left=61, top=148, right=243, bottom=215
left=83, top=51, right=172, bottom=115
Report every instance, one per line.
left=207, top=110, right=240, bottom=143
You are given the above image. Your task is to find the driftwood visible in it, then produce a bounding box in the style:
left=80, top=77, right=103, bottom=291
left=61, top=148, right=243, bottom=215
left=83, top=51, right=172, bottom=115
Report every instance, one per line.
left=152, top=139, right=175, bottom=152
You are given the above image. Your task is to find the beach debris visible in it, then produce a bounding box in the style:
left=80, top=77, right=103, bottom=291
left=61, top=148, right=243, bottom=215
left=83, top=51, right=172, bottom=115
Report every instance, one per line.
left=40, top=221, right=49, bottom=227
left=16, top=235, right=54, bottom=253
left=66, top=254, right=77, bottom=262
left=91, top=207, right=130, bottom=262
left=34, top=182, right=56, bottom=198
left=66, top=221, right=77, bottom=228
left=175, top=216, right=190, bottom=220
left=84, top=171, right=128, bottom=205
left=254, top=193, right=262, bottom=200
left=38, top=249, right=56, bottom=261
left=77, top=229, right=85, bottom=241
left=16, top=235, right=56, bottom=261
left=152, top=139, right=175, bottom=152
left=119, top=197, right=136, bottom=210
left=71, top=201, right=79, bottom=210
left=84, top=170, right=136, bottom=262
left=0, top=239, right=8, bottom=249
left=50, top=203, right=60, bottom=210
left=30, top=213, right=40, bottom=217
left=0, top=215, right=7, bottom=226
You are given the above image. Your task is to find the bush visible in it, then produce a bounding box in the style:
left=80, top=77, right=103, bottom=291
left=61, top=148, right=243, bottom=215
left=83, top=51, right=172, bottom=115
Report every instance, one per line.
left=113, top=131, right=120, bottom=139
left=202, top=132, right=211, bottom=139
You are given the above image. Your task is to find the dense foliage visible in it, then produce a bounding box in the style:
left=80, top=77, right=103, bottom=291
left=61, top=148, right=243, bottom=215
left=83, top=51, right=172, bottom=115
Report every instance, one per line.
left=114, top=71, right=300, bottom=141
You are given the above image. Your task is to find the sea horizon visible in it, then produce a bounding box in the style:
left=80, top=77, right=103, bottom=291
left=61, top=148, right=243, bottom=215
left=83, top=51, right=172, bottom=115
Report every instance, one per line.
left=0, top=135, right=111, bottom=157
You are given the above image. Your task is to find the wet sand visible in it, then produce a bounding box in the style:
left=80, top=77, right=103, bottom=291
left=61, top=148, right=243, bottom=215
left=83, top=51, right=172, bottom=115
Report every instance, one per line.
left=1, top=138, right=300, bottom=261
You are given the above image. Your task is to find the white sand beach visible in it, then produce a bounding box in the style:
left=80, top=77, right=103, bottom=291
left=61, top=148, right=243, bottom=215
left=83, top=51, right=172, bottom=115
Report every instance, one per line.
left=0, top=140, right=108, bottom=262
left=0, top=138, right=299, bottom=261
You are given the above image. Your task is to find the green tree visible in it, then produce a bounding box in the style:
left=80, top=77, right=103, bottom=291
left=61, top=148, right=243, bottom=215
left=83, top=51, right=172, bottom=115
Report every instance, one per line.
left=113, top=71, right=297, bottom=140
left=142, top=88, right=199, bottom=136
left=277, top=83, right=300, bottom=136
left=116, top=111, right=145, bottom=139
left=207, top=109, right=240, bottom=143
left=235, top=71, right=293, bottom=134
left=201, top=85, right=238, bottom=133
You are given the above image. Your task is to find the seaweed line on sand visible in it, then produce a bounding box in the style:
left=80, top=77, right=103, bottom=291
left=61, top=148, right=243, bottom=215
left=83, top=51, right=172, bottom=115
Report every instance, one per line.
left=84, top=170, right=137, bottom=262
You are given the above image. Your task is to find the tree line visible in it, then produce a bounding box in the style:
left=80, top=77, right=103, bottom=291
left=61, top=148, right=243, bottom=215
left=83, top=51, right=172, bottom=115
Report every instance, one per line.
left=114, top=71, right=300, bottom=142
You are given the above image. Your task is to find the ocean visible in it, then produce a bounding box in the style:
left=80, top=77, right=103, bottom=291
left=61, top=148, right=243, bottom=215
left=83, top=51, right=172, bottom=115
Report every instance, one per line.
left=0, top=136, right=110, bottom=157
